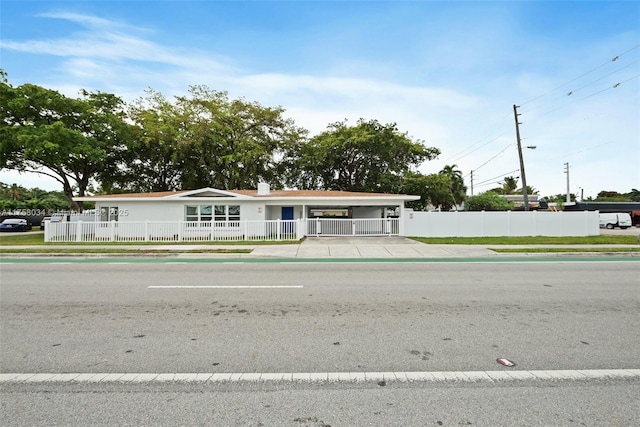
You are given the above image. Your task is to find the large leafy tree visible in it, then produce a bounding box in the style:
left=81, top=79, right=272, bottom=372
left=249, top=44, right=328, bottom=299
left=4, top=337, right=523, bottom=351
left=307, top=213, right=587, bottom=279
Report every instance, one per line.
left=99, top=89, right=187, bottom=192
left=286, top=119, right=440, bottom=193
left=0, top=75, right=132, bottom=210
left=102, top=86, right=306, bottom=192
left=402, top=172, right=452, bottom=211
left=178, top=86, right=306, bottom=189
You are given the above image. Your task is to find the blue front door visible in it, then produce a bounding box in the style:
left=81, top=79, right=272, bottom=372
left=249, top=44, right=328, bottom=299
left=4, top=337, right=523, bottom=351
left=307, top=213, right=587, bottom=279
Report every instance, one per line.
left=281, top=207, right=294, bottom=220
left=281, top=207, right=294, bottom=237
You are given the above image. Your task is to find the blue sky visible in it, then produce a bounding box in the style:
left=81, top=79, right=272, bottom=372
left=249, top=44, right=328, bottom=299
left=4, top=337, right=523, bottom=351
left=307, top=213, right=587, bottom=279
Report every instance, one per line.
left=1, top=0, right=639, bottom=199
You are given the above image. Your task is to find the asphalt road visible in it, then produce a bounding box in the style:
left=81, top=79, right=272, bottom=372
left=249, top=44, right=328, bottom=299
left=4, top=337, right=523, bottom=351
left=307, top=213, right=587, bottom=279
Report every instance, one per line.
left=1, top=260, right=639, bottom=426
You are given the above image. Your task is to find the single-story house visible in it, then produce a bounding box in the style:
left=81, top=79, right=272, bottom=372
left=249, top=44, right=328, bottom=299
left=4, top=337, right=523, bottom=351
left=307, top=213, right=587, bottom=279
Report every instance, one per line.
left=60, top=184, right=419, bottom=241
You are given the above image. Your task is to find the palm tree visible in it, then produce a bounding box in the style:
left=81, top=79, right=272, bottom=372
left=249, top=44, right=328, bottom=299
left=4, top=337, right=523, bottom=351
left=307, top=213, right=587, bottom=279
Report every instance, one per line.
left=10, top=184, right=22, bottom=201
left=439, top=165, right=467, bottom=210
left=501, top=176, right=518, bottom=195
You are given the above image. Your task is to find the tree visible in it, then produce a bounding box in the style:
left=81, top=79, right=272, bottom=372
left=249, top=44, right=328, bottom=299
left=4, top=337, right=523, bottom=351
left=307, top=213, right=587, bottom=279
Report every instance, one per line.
left=101, top=86, right=306, bottom=192
left=179, top=86, right=306, bottom=189
left=595, top=191, right=629, bottom=202
left=0, top=182, right=71, bottom=212
left=402, top=172, right=452, bottom=211
left=466, top=191, right=513, bottom=211
left=0, top=77, right=133, bottom=210
left=438, top=164, right=467, bottom=210
left=286, top=119, right=440, bottom=193
left=98, top=89, right=187, bottom=193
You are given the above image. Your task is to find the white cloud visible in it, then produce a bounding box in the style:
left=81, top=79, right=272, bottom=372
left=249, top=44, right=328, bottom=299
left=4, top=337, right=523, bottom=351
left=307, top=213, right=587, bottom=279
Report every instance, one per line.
left=1, top=10, right=638, bottom=199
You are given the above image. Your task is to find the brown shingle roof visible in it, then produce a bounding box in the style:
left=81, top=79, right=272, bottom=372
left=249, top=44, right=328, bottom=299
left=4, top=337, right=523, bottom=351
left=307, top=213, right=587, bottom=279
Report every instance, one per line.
left=230, top=189, right=406, bottom=197
left=80, top=190, right=192, bottom=199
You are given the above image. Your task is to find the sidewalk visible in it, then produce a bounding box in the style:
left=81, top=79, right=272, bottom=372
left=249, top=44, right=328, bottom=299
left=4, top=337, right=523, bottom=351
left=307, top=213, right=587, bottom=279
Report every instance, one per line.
left=2, top=236, right=639, bottom=259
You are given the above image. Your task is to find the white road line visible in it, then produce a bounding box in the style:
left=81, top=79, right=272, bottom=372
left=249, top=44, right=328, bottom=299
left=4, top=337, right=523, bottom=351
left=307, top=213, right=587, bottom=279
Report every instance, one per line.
left=147, top=285, right=304, bottom=289
left=2, top=369, right=638, bottom=383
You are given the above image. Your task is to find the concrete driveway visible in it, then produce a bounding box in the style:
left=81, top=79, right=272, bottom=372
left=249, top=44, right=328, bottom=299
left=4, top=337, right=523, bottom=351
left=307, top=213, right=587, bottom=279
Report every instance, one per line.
left=251, top=236, right=498, bottom=258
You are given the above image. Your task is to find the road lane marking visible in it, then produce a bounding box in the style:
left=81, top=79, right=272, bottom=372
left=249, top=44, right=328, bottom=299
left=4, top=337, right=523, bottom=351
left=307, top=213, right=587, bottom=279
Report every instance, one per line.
left=147, top=285, right=304, bottom=289
left=2, top=369, right=638, bottom=383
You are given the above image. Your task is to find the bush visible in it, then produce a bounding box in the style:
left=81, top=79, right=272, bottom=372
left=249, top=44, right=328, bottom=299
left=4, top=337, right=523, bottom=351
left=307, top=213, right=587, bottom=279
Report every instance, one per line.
left=466, top=192, right=513, bottom=211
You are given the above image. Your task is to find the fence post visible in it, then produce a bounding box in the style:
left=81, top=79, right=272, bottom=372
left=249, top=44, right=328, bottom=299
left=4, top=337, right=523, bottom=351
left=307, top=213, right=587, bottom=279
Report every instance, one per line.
left=276, top=219, right=281, bottom=241
left=109, top=220, right=116, bottom=242
left=145, top=221, right=149, bottom=242
left=76, top=221, right=83, bottom=242
left=316, top=218, right=321, bottom=236
left=177, top=220, right=183, bottom=242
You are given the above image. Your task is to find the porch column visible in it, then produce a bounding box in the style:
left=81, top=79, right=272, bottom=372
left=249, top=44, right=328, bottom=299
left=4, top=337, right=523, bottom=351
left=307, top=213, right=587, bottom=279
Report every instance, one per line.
left=398, top=204, right=406, bottom=236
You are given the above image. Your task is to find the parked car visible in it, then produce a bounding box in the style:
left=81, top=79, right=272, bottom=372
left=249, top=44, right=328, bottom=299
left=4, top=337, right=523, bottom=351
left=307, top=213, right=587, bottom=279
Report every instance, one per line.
left=599, top=212, right=632, bottom=229
left=0, top=218, right=32, bottom=232
left=40, top=216, right=51, bottom=230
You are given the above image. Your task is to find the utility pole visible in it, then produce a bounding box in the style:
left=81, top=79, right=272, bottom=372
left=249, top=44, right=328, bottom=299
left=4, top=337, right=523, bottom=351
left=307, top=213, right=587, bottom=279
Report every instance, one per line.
left=513, top=105, right=529, bottom=211
left=564, top=162, right=570, bottom=203
left=470, top=170, right=474, bottom=197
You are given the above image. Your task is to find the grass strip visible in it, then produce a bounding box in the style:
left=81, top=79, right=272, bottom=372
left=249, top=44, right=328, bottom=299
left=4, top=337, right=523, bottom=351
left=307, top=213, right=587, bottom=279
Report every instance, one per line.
left=0, top=248, right=253, bottom=254
left=410, top=235, right=638, bottom=245
left=491, top=247, right=640, bottom=253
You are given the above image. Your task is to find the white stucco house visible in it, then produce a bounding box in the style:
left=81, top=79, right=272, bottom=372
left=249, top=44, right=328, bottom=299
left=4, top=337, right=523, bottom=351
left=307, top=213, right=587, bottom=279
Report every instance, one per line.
left=49, top=184, right=419, bottom=242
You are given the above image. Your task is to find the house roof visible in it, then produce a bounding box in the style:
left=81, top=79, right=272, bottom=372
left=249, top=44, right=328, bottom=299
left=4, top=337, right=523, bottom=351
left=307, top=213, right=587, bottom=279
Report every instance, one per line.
left=74, top=187, right=419, bottom=202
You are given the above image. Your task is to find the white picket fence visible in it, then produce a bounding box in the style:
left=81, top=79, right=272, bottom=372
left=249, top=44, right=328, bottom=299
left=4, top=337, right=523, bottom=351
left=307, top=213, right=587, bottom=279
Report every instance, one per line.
left=45, top=220, right=303, bottom=243
left=44, top=212, right=599, bottom=242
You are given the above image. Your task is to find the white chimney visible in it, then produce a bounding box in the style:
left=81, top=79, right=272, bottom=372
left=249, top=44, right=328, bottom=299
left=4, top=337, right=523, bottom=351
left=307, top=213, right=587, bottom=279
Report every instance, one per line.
left=257, top=183, right=270, bottom=195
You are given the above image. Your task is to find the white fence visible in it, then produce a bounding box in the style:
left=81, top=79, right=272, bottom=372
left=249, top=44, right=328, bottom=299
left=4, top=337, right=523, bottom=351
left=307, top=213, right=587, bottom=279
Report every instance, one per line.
left=45, top=220, right=303, bottom=243
left=44, top=211, right=600, bottom=242
left=306, top=218, right=399, bottom=236
left=405, top=210, right=599, bottom=237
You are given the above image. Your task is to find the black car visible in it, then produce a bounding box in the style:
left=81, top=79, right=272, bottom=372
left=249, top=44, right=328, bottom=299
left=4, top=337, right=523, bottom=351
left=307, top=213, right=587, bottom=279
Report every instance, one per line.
left=0, top=218, right=32, bottom=232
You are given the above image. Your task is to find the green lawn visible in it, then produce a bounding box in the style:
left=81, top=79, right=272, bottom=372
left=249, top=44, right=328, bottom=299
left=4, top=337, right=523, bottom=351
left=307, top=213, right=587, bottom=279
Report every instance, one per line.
left=0, top=248, right=252, bottom=254
left=410, top=235, right=638, bottom=245
left=2, top=232, right=638, bottom=248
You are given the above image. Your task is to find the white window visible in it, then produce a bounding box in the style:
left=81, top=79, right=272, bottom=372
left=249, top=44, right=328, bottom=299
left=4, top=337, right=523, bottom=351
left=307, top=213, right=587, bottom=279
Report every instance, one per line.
left=212, top=205, right=241, bottom=225
left=100, top=206, right=119, bottom=221
left=185, top=205, right=213, bottom=223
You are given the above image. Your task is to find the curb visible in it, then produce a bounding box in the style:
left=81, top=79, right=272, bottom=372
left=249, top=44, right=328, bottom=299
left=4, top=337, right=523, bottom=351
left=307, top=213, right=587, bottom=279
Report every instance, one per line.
left=2, top=369, right=639, bottom=384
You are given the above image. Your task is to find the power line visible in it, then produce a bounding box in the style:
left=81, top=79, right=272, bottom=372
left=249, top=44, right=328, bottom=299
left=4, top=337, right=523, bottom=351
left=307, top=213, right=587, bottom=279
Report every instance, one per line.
left=580, top=73, right=640, bottom=100
left=473, top=169, right=520, bottom=187
left=522, top=58, right=640, bottom=117
left=447, top=133, right=506, bottom=164
left=471, top=143, right=513, bottom=172
left=440, top=45, right=639, bottom=180
left=519, top=44, right=640, bottom=108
